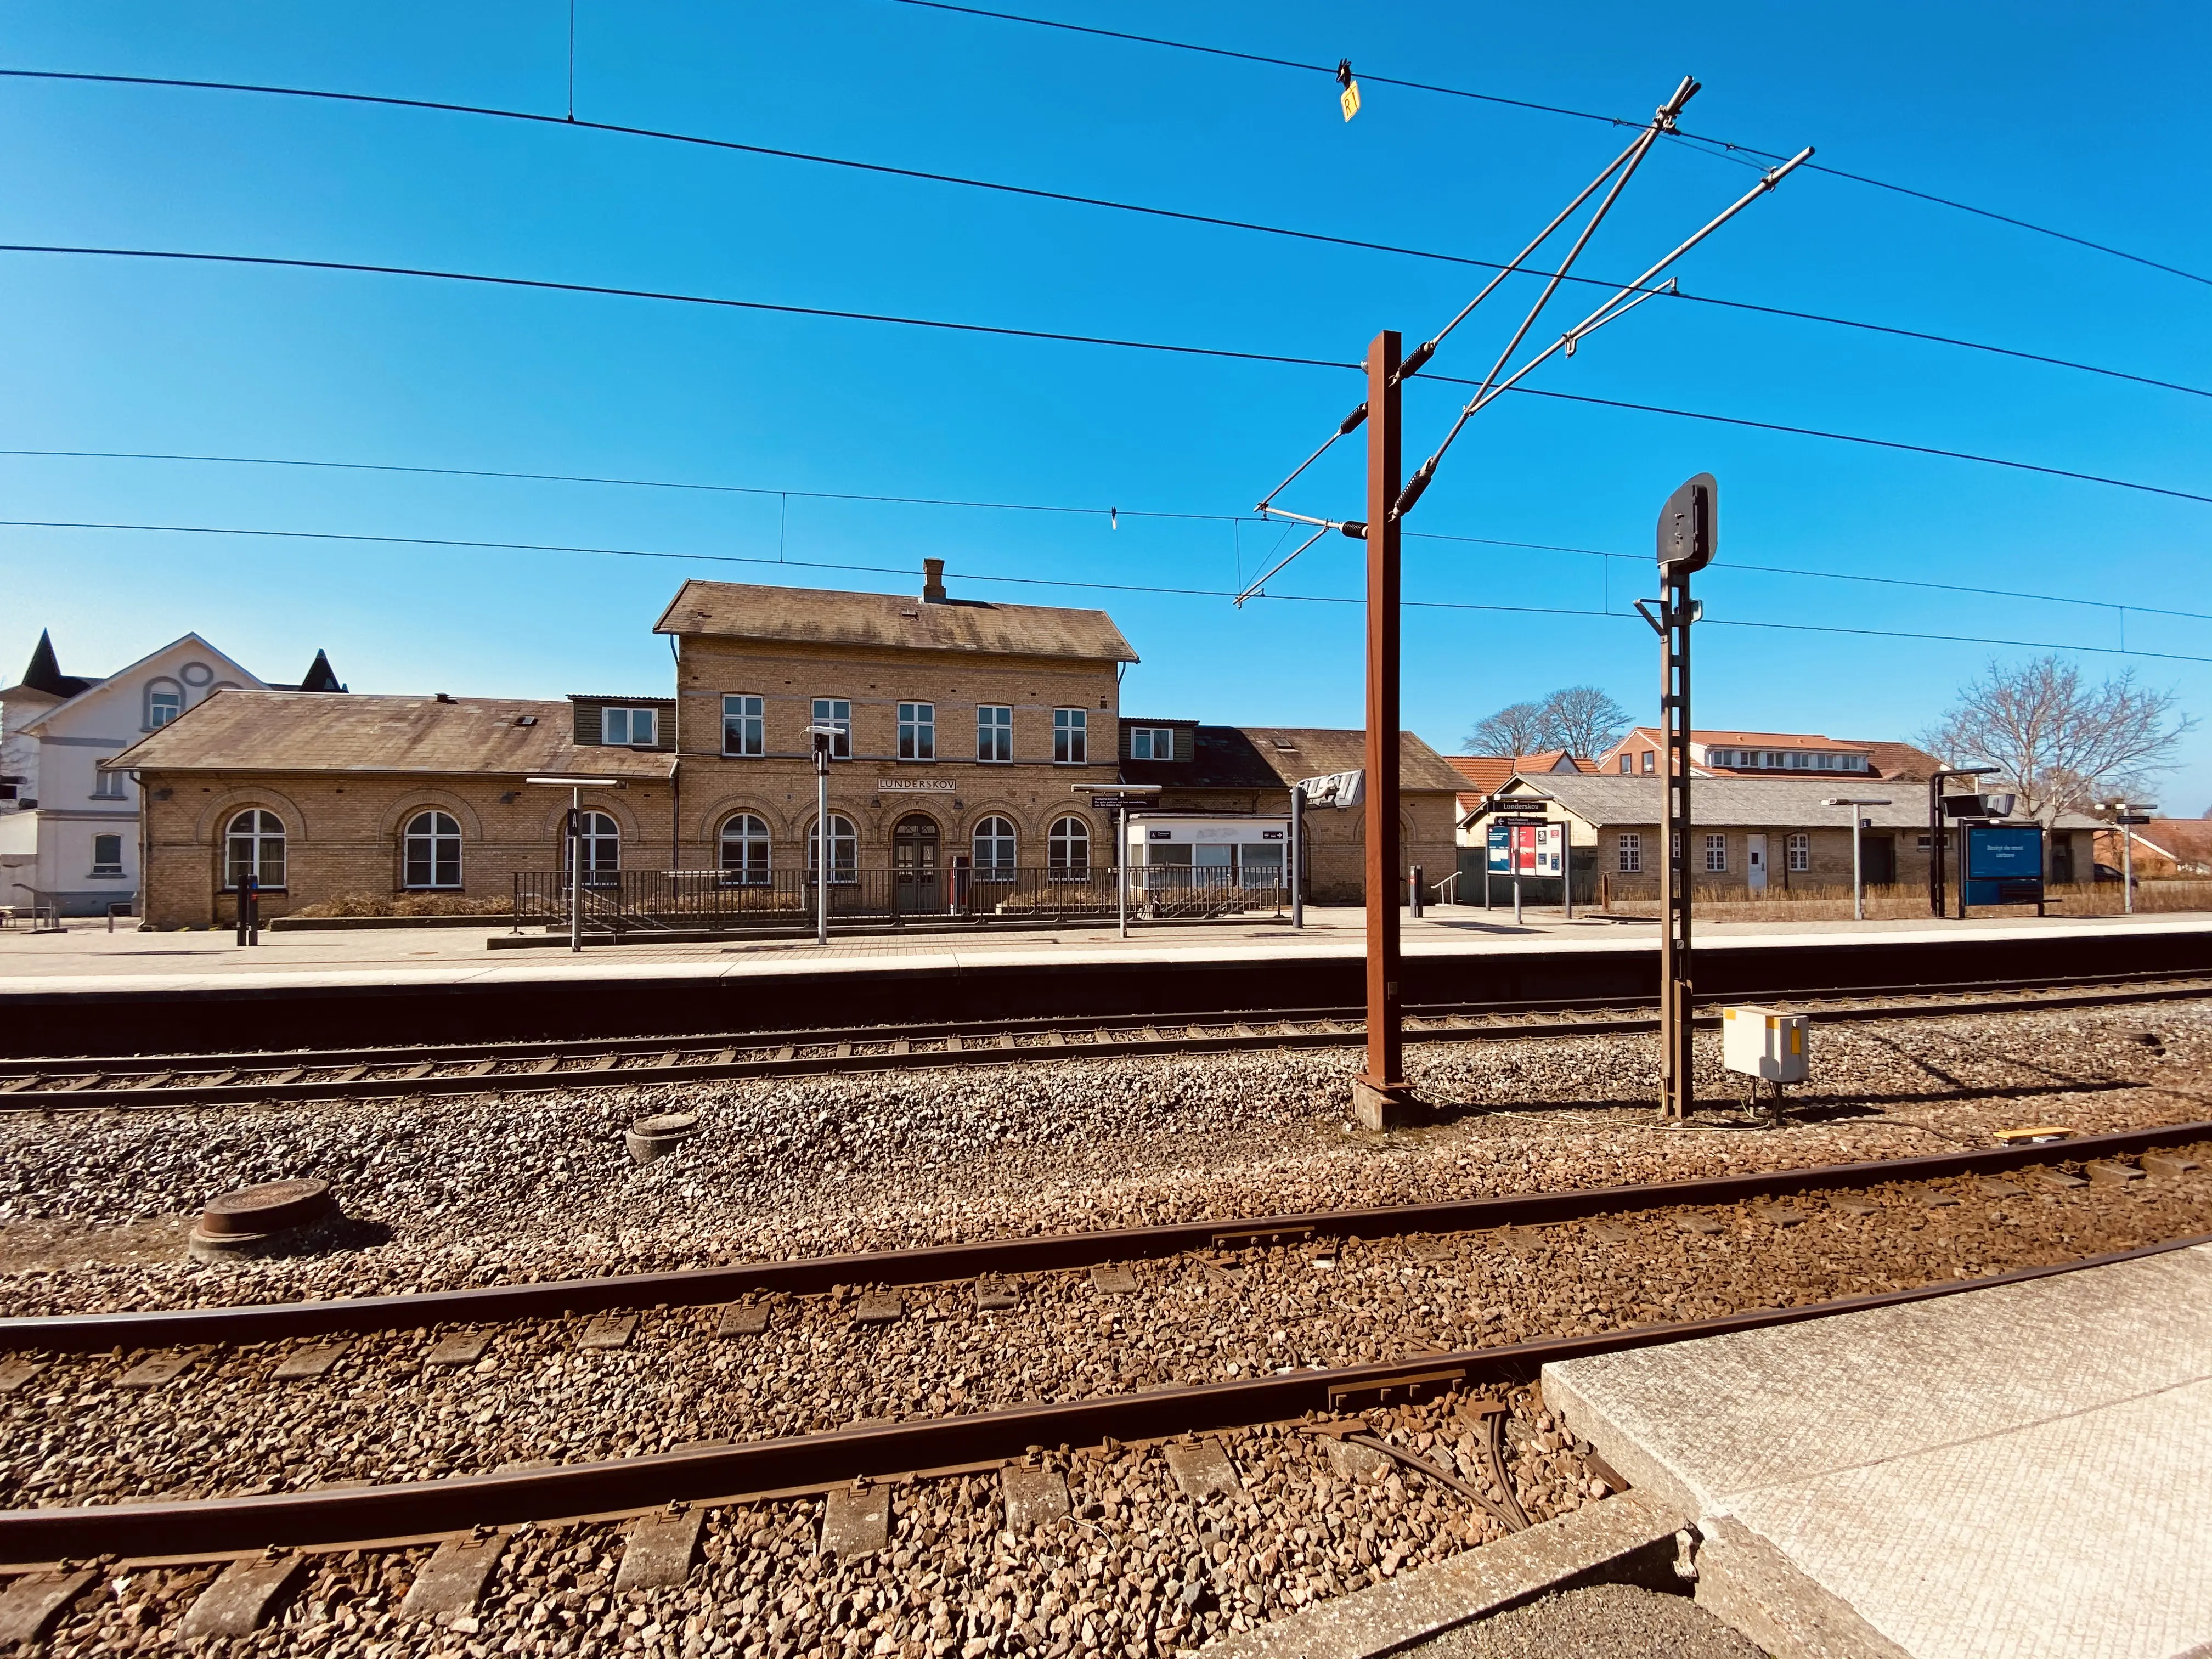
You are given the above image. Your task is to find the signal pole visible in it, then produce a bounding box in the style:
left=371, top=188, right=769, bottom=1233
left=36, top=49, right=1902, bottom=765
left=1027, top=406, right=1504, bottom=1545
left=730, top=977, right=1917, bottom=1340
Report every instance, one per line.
left=1352, top=329, right=1413, bottom=1132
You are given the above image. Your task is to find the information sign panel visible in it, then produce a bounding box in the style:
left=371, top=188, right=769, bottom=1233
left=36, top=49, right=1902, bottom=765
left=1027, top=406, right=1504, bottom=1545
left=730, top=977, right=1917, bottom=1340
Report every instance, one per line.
left=1964, top=823, right=2045, bottom=906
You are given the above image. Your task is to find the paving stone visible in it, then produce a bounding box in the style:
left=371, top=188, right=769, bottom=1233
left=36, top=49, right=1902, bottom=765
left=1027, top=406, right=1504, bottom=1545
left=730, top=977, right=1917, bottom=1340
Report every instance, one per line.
left=851, top=1292, right=904, bottom=1326
left=1091, top=1264, right=1138, bottom=1294
left=0, top=1358, right=47, bottom=1396
left=0, top=1570, right=94, bottom=1645
left=578, top=1313, right=637, bottom=1351
left=613, top=1508, right=704, bottom=1591
left=821, top=1486, right=890, bottom=1559
left=180, top=1553, right=306, bottom=1638
left=116, top=1350, right=197, bottom=1387
left=1165, top=1438, right=1243, bottom=1499
left=424, top=1331, right=492, bottom=1369
left=270, top=1342, right=348, bottom=1381
left=1000, top=1464, right=1071, bottom=1533
left=715, top=1302, right=770, bottom=1337
left=398, top=1533, right=508, bottom=1621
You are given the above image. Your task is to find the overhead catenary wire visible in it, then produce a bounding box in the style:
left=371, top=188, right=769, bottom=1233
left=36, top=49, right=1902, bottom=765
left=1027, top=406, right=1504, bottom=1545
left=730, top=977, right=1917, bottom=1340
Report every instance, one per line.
left=894, top=0, right=2212, bottom=291
left=0, top=68, right=2200, bottom=402
left=7, top=441, right=2194, bottom=627
left=12, top=241, right=2196, bottom=509
left=5, top=513, right=2206, bottom=664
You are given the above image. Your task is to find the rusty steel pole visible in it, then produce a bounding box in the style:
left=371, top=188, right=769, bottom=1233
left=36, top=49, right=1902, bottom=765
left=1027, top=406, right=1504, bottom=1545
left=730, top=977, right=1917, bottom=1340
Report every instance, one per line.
left=1353, top=329, right=1411, bottom=1131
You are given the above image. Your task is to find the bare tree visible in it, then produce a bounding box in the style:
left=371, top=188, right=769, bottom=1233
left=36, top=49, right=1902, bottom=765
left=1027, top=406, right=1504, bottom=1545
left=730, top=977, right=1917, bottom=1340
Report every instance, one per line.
left=1466, top=701, right=1551, bottom=755
left=1538, top=685, right=1632, bottom=760
left=1921, top=656, right=2195, bottom=821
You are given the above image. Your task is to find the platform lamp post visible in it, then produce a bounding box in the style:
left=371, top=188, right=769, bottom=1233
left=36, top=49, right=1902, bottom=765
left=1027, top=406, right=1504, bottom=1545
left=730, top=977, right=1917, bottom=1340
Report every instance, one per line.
left=806, top=724, right=844, bottom=947
left=1927, top=766, right=2001, bottom=919
left=1822, top=797, right=1892, bottom=922
left=2096, top=800, right=2157, bottom=916
left=526, top=776, right=621, bottom=953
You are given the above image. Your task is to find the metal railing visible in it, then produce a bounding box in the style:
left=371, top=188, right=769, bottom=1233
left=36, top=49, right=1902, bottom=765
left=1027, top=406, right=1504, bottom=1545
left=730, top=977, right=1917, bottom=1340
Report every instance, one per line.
left=510, top=866, right=1288, bottom=934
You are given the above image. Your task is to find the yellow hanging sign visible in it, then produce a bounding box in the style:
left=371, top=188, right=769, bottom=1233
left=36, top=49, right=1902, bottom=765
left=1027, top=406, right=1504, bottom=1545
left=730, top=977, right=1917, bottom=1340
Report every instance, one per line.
left=1340, top=79, right=1361, bottom=121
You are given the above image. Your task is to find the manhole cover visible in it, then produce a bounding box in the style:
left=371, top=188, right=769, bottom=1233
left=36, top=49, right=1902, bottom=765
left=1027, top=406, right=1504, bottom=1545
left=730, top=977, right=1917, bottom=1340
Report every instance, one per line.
left=195, top=1178, right=335, bottom=1238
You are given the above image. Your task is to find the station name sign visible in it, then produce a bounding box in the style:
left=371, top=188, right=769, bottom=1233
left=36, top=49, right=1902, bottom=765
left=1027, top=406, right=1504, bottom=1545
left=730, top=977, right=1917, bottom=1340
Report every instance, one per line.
left=875, top=778, right=956, bottom=793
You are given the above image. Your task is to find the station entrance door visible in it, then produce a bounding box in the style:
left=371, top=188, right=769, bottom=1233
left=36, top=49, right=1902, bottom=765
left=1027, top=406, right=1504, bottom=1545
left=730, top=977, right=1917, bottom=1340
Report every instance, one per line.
left=894, top=814, right=941, bottom=912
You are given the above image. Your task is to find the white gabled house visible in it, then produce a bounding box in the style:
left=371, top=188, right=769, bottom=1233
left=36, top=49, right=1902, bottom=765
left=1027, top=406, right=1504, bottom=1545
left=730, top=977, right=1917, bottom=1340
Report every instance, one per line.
left=0, top=630, right=343, bottom=916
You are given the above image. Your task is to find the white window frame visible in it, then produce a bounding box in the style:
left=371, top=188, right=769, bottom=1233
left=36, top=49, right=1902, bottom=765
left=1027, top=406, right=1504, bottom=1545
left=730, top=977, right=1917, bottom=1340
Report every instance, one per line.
left=403, top=810, right=464, bottom=890
left=972, top=815, right=1018, bottom=877
left=92, top=769, right=126, bottom=799
left=1786, top=833, right=1810, bottom=872
left=223, top=809, right=286, bottom=890
left=808, top=812, right=858, bottom=883
left=600, top=706, right=657, bottom=747
left=1704, top=833, right=1728, bottom=873
left=897, top=702, right=936, bottom=761
left=566, top=810, right=620, bottom=884
left=976, top=704, right=1012, bottom=763
left=719, top=813, right=771, bottom=885
left=1128, top=726, right=1176, bottom=761
left=90, top=833, right=124, bottom=877
left=146, top=679, right=184, bottom=730
left=1617, top=832, right=1641, bottom=874
left=1048, top=815, right=1091, bottom=878
left=1053, top=707, right=1087, bottom=765
left=721, top=695, right=764, bottom=757
left=1617, top=754, right=1632, bottom=774
left=811, top=698, right=852, bottom=759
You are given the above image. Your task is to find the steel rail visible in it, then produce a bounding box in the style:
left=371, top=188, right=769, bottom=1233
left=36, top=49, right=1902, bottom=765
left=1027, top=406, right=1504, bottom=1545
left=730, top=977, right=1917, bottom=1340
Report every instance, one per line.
left=1, top=969, right=2205, bottom=1113
left=3, top=1230, right=2201, bottom=1564
left=5, top=1120, right=2203, bottom=1355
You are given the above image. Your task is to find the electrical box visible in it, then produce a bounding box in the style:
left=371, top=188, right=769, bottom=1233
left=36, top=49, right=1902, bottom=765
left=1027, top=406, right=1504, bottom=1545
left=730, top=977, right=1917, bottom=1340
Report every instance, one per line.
left=1722, top=1006, right=1808, bottom=1084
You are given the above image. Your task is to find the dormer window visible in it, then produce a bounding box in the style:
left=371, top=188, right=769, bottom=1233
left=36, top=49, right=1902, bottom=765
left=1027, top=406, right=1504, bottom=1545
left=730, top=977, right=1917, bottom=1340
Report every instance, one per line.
left=1128, top=726, right=1177, bottom=761
left=601, top=707, right=657, bottom=746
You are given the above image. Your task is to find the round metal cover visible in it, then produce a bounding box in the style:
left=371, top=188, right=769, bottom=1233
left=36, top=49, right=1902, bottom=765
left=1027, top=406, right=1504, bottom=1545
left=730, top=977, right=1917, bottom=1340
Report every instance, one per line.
left=196, top=1177, right=334, bottom=1238
left=631, top=1113, right=699, bottom=1138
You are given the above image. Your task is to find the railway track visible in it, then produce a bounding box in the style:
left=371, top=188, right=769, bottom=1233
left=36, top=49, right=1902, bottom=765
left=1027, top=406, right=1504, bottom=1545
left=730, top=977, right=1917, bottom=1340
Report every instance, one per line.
left=2, top=1120, right=2203, bottom=1568
left=3, top=966, right=2207, bottom=1112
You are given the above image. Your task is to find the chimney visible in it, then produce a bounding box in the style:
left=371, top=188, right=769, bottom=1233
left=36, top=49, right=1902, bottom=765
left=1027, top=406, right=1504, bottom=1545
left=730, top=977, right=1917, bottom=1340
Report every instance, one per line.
left=922, top=557, right=947, bottom=604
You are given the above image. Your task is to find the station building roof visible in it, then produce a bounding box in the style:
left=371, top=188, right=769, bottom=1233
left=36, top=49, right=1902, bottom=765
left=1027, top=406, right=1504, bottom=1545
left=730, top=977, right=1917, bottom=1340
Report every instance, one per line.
left=653, top=578, right=1138, bottom=663
left=1466, top=774, right=2100, bottom=831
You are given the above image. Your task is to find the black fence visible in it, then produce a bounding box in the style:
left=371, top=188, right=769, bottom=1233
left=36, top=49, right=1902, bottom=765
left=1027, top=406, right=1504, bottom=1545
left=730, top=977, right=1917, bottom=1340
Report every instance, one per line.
left=510, top=866, right=1288, bottom=934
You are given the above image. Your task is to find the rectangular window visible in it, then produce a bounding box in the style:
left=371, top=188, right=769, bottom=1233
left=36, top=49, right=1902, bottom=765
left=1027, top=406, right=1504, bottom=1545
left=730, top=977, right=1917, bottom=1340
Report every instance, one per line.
left=721, top=694, right=764, bottom=757
left=1617, top=754, right=1632, bottom=774
left=1128, top=726, right=1176, bottom=761
left=601, top=707, right=657, bottom=746
left=1054, top=708, right=1087, bottom=765
left=1787, top=833, right=1810, bottom=872
left=896, top=702, right=936, bottom=761
left=811, top=698, right=852, bottom=759
left=1640, top=749, right=1656, bottom=774
left=976, top=705, right=1012, bottom=763
left=1705, top=833, right=1728, bottom=873
left=92, top=770, right=125, bottom=799
left=91, top=833, right=123, bottom=876
left=1617, top=832, right=1641, bottom=873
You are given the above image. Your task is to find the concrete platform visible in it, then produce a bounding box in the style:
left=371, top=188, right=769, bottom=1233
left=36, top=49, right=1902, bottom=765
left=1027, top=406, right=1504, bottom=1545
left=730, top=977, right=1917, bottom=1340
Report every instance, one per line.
left=0, top=909, right=2205, bottom=1056
left=1544, top=1243, right=2212, bottom=1659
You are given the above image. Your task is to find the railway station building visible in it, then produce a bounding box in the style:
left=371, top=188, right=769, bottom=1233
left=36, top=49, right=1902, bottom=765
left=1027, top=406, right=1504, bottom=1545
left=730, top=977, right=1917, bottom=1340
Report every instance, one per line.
left=113, top=561, right=1462, bottom=925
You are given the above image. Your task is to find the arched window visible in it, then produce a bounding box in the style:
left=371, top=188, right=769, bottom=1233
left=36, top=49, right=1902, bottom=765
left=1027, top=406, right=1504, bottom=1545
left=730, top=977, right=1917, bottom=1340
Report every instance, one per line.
left=563, top=810, right=620, bottom=885
left=1048, top=815, right=1091, bottom=878
left=224, top=809, right=285, bottom=890
left=719, top=814, right=771, bottom=885
left=146, top=679, right=184, bottom=729
left=808, top=814, right=857, bottom=884
left=403, top=810, right=462, bottom=889
left=973, top=815, right=1017, bottom=878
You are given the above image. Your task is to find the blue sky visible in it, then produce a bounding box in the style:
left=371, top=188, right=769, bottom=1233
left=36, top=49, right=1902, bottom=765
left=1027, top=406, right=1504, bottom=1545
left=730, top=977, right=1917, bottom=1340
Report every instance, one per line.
left=2, top=2, right=2207, bottom=805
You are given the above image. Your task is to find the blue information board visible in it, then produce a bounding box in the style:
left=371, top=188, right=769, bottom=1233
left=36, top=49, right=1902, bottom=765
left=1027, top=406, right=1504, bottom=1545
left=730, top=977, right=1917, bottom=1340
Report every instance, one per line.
left=1486, top=824, right=1511, bottom=873
left=1964, top=823, right=2044, bottom=906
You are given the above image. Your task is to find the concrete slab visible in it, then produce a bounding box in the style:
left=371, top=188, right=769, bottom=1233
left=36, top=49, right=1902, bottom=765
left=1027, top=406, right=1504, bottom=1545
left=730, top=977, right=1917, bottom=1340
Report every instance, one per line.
left=1543, top=1244, right=2212, bottom=1659
left=613, top=1508, right=703, bottom=1592
left=398, top=1533, right=507, bottom=1621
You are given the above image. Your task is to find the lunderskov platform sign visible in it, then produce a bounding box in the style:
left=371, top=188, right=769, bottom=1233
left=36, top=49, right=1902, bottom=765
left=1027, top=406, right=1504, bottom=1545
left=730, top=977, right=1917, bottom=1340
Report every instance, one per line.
left=1487, top=821, right=1562, bottom=877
